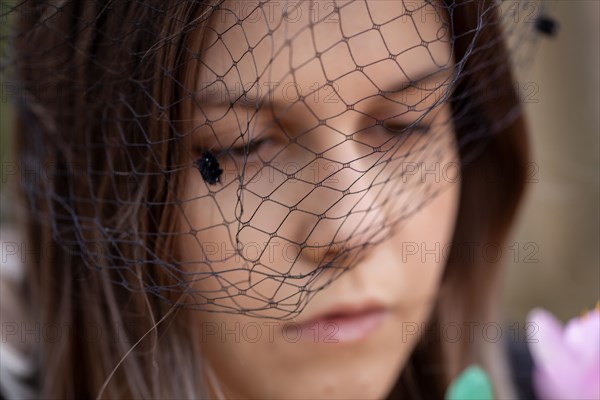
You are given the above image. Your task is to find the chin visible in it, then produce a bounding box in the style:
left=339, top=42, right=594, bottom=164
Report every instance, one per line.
left=265, top=352, right=404, bottom=400
left=281, top=380, right=396, bottom=400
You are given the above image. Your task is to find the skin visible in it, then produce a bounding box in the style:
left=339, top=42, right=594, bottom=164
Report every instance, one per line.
left=175, top=1, right=460, bottom=398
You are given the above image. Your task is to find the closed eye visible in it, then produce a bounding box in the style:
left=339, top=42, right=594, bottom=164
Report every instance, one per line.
left=382, top=121, right=431, bottom=136
left=227, top=137, right=271, bottom=158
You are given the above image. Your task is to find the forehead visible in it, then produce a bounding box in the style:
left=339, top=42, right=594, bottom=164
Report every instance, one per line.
left=195, top=0, right=451, bottom=111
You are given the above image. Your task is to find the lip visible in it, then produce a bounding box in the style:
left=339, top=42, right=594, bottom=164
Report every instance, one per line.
left=291, top=301, right=391, bottom=344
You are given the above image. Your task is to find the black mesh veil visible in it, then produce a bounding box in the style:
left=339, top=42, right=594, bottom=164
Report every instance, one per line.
left=0, top=0, right=555, bottom=319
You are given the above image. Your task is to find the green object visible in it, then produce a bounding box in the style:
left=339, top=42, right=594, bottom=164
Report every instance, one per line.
left=445, top=365, right=494, bottom=400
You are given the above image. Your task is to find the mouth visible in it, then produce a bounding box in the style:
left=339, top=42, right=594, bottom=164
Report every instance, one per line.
left=291, top=302, right=391, bottom=344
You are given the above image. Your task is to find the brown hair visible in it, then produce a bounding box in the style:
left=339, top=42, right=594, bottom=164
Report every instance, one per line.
left=10, top=1, right=529, bottom=398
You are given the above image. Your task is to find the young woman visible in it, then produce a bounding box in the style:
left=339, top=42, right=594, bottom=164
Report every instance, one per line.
left=2, top=0, right=536, bottom=398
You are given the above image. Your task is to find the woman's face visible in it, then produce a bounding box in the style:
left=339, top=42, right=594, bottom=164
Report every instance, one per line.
left=176, top=1, right=459, bottom=398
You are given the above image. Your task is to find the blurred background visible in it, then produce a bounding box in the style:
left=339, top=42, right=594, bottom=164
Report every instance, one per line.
left=0, top=1, right=598, bottom=326
left=502, top=1, right=600, bottom=325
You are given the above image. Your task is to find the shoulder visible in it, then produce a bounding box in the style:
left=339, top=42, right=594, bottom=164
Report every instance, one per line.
left=0, top=343, right=38, bottom=399
left=0, top=227, right=39, bottom=399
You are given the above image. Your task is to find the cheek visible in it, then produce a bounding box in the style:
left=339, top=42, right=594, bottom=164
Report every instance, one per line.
left=371, top=138, right=460, bottom=344
left=403, top=152, right=461, bottom=299
left=174, top=168, right=244, bottom=290
left=399, top=179, right=460, bottom=304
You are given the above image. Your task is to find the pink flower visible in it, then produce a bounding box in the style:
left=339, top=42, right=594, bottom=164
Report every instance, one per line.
left=527, top=306, right=600, bottom=399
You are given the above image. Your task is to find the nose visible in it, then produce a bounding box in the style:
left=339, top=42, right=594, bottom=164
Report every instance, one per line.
left=282, top=117, right=393, bottom=272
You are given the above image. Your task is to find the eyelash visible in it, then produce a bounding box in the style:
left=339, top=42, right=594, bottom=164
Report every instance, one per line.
left=227, top=137, right=270, bottom=158
left=224, top=122, right=430, bottom=157
left=383, top=122, right=430, bottom=136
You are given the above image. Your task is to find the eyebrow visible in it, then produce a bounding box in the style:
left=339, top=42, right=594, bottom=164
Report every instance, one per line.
left=380, top=66, right=454, bottom=95
left=197, top=66, right=454, bottom=109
